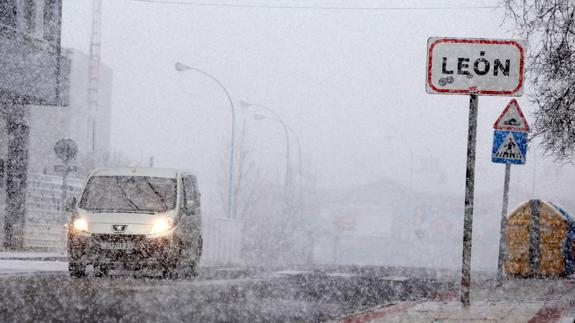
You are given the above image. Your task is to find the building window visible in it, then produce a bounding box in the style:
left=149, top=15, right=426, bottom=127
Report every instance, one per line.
left=0, top=0, right=17, bottom=35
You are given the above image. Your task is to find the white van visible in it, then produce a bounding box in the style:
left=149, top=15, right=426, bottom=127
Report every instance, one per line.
left=66, top=167, right=202, bottom=278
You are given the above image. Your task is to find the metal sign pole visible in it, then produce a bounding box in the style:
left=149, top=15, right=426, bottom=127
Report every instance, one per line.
left=496, top=163, right=511, bottom=285
left=61, top=160, right=69, bottom=215
left=54, top=139, right=78, bottom=215
left=461, top=94, right=478, bottom=306
left=426, top=37, right=525, bottom=306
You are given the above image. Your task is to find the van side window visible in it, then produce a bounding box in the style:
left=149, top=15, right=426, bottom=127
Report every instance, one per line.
left=183, top=176, right=199, bottom=206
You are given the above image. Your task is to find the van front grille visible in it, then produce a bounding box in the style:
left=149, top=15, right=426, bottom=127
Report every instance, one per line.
left=92, top=234, right=147, bottom=243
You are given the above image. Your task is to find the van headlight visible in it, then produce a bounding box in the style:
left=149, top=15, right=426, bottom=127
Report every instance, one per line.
left=150, top=217, right=174, bottom=235
left=72, top=218, right=89, bottom=232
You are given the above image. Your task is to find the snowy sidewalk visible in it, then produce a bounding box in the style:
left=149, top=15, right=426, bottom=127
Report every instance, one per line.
left=0, top=251, right=68, bottom=275
left=339, top=278, right=575, bottom=322
left=0, top=251, right=67, bottom=261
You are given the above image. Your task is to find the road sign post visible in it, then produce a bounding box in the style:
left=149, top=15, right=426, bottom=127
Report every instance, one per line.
left=496, top=163, right=511, bottom=285
left=492, top=100, right=529, bottom=285
left=461, top=94, right=478, bottom=305
left=54, top=139, right=78, bottom=214
left=426, top=37, right=525, bottom=306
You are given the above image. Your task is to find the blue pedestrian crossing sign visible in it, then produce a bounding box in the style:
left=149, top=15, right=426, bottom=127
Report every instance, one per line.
left=492, top=130, right=527, bottom=164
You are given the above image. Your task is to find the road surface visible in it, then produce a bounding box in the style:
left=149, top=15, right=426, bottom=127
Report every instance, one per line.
left=0, top=264, right=452, bottom=322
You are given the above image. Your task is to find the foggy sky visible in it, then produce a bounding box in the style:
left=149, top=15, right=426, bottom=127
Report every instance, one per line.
left=60, top=0, right=575, bottom=214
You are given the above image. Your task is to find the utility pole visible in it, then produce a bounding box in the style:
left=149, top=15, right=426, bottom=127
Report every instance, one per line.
left=87, top=0, right=103, bottom=164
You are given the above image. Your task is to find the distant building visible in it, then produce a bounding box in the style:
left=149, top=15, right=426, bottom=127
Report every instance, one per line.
left=0, top=0, right=69, bottom=249
left=0, top=0, right=69, bottom=106
left=27, top=49, right=113, bottom=176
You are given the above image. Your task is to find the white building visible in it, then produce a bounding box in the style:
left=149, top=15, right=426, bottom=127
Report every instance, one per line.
left=0, top=48, right=112, bottom=249
left=26, top=48, right=113, bottom=176
left=0, top=0, right=69, bottom=249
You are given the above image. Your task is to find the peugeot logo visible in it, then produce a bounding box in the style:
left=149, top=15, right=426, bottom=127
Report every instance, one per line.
left=112, top=224, right=127, bottom=233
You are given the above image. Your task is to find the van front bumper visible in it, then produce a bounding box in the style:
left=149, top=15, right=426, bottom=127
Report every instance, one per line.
left=68, top=232, right=179, bottom=268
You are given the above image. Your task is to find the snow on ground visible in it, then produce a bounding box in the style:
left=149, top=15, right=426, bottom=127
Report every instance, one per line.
left=0, top=259, right=68, bottom=275
left=0, top=251, right=66, bottom=259
left=0, top=251, right=68, bottom=275
left=0, top=252, right=68, bottom=275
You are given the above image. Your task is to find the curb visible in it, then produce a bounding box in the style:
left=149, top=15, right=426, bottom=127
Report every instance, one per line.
left=529, top=281, right=575, bottom=323
left=339, top=301, right=420, bottom=323
left=0, top=256, right=68, bottom=262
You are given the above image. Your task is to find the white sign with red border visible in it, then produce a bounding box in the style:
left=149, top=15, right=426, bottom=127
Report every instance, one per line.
left=426, top=37, right=525, bottom=96
left=493, top=99, right=529, bottom=131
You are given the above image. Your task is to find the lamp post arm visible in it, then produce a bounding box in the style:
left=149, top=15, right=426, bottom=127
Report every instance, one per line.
left=178, top=65, right=236, bottom=218
left=251, top=103, right=291, bottom=188
left=265, top=115, right=291, bottom=189
left=285, top=124, right=303, bottom=218
left=250, top=103, right=282, bottom=122
left=245, top=101, right=303, bottom=216
left=285, top=124, right=302, bottom=179
left=280, top=119, right=291, bottom=185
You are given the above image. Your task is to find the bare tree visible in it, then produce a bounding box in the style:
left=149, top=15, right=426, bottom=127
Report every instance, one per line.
left=216, top=122, right=265, bottom=219
left=504, top=0, right=575, bottom=159
left=215, top=120, right=315, bottom=266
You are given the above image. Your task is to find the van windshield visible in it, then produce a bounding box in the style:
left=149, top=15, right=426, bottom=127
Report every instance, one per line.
left=79, top=176, right=177, bottom=213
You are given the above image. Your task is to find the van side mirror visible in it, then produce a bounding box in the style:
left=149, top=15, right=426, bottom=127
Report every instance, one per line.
left=65, top=197, right=77, bottom=212
left=185, top=199, right=196, bottom=215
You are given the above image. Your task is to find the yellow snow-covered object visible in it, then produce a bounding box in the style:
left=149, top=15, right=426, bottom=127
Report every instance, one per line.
left=505, top=200, right=575, bottom=277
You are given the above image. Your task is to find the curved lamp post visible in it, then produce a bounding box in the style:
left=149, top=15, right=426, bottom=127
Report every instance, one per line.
left=240, top=100, right=295, bottom=189
left=241, top=101, right=303, bottom=216
left=284, top=122, right=303, bottom=217
left=175, top=62, right=236, bottom=218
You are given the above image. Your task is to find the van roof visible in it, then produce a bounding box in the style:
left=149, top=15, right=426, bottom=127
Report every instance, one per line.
left=90, top=167, right=185, bottom=179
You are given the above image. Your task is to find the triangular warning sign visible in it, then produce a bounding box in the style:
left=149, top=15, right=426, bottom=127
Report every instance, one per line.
left=494, top=99, right=529, bottom=131
left=494, top=133, right=525, bottom=161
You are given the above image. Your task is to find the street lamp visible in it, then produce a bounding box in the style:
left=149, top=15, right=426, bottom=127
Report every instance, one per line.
left=175, top=62, right=236, bottom=218
left=240, top=100, right=298, bottom=189
left=242, top=101, right=303, bottom=216
left=285, top=122, right=304, bottom=217
left=252, top=112, right=291, bottom=189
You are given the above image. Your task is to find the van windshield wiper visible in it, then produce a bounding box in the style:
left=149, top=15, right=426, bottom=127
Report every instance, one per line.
left=116, top=177, right=140, bottom=211
left=144, top=179, right=168, bottom=210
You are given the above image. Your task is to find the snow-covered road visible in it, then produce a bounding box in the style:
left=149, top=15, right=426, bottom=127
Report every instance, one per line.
left=0, top=259, right=68, bottom=275
left=0, top=262, right=446, bottom=322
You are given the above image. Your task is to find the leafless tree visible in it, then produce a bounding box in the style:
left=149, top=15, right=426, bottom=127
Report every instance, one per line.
left=216, top=122, right=265, bottom=219
left=504, top=0, right=575, bottom=159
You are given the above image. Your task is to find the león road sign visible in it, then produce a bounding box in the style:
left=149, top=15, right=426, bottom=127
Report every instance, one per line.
left=425, top=37, right=526, bottom=306
left=493, top=99, right=529, bottom=131
left=426, top=37, right=525, bottom=96
left=492, top=130, right=527, bottom=164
